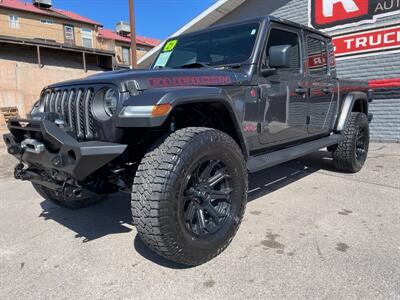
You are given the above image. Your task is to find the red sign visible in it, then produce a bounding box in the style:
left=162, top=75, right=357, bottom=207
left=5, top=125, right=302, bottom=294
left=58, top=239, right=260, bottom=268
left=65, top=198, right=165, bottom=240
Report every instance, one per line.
left=314, top=0, right=368, bottom=26
left=308, top=53, right=328, bottom=69
left=310, top=0, right=400, bottom=30
left=333, top=25, right=400, bottom=57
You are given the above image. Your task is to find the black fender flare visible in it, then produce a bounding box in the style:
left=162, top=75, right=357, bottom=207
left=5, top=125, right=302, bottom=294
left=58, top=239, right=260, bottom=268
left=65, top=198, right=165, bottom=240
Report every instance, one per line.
left=335, top=92, right=368, bottom=132
left=118, top=87, right=250, bottom=158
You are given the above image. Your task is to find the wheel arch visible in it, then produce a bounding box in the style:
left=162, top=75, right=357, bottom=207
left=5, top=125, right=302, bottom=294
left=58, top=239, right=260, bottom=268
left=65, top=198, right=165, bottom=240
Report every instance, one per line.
left=168, top=98, right=249, bottom=159
left=335, top=92, right=368, bottom=132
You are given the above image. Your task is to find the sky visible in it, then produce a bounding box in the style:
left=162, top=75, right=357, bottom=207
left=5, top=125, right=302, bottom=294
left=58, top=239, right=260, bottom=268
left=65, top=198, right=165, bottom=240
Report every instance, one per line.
left=50, top=0, right=216, bottom=40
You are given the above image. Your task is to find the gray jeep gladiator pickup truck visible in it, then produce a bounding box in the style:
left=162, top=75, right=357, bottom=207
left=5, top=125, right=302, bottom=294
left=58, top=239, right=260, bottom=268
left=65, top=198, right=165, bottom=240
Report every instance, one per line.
left=3, top=16, right=373, bottom=266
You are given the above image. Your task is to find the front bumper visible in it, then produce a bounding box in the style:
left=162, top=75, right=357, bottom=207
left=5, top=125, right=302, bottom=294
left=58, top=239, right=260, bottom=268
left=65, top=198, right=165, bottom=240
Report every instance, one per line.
left=3, top=117, right=127, bottom=181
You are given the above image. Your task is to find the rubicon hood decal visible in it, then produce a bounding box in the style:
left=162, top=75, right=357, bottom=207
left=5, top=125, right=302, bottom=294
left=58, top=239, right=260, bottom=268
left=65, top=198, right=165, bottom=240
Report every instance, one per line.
left=148, top=75, right=233, bottom=88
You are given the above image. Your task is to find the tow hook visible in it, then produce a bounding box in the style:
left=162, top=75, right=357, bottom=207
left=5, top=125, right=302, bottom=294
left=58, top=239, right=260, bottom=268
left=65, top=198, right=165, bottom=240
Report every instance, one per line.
left=14, top=163, right=30, bottom=181
left=56, top=181, right=82, bottom=199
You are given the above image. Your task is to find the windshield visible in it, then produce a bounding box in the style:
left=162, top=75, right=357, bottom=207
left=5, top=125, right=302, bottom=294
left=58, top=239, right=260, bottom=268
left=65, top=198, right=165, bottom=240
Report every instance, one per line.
left=152, top=22, right=260, bottom=69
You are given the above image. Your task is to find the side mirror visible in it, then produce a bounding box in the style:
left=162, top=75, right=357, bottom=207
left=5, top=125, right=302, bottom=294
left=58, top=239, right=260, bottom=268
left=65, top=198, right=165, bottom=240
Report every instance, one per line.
left=269, top=45, right=292, bottom=68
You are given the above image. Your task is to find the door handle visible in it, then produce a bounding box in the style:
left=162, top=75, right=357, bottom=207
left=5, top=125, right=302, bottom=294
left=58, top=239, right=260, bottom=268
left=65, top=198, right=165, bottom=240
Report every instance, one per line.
left=322, top=87, right=332, bottom=94
left=295, top=87, right=309, bottom=95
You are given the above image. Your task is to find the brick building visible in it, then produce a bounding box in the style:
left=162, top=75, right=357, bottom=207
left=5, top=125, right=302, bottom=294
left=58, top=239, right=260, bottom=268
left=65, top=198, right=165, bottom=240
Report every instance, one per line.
left=0, top=0, right=160, bottom=128
left=139, top=0, right=400, bottom=142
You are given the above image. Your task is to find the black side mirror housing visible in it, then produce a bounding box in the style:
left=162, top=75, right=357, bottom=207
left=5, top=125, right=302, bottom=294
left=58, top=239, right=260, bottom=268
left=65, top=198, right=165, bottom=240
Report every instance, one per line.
left=269, top=45, right=292, bottom=68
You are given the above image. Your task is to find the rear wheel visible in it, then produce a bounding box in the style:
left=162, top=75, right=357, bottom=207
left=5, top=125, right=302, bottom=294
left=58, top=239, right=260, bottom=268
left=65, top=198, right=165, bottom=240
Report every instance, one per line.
left=32, top=183, right=107, bottom=209
left=132, top=127, right=248, bottom=266
left=332, top=112, right=369, bottom=173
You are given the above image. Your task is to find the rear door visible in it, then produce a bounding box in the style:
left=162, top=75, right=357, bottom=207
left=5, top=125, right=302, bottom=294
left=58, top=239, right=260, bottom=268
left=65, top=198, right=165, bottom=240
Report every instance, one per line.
left=259, top=25, right=308, bottom=145
left=64, top=24, right=75, bottom=46
left=304, top=33, right=338, bottom=135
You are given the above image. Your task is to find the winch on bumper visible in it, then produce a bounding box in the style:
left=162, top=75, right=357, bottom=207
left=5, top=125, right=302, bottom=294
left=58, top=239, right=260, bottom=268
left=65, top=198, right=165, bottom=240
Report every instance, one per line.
left=3, top=114, right=127, bottom=186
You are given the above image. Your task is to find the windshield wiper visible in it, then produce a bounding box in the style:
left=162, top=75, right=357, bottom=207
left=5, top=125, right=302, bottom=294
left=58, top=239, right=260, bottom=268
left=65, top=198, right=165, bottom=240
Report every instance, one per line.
left=216, top=64, right=242, bottom=70
left=174, top=62, right=212, bottom=69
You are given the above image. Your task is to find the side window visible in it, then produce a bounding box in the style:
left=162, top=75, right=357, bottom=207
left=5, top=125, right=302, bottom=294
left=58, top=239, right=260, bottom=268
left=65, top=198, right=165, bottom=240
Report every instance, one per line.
left=81, top=28, right=93, bottom=48
left=9, top=15, right=19, bottom=29
left=306, top=37, right=328, bottom=76
left=265, top=28, right=300, bottom=73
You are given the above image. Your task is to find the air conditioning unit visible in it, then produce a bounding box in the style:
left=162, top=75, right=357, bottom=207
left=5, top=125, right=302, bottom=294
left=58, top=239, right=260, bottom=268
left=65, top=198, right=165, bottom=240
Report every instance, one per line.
left=32, top=0, right=52, bottom=8
left=116, top=21, right=131, bottom=36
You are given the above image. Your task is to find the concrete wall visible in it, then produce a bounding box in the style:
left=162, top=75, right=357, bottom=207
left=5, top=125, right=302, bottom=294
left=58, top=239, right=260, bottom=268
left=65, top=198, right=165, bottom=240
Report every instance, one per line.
left=0, top=44, right=100, bottom=126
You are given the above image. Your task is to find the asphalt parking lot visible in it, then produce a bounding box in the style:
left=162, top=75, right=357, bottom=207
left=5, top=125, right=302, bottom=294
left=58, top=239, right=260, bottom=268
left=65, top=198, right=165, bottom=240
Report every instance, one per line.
left=0, top=143, right=399, bottom=299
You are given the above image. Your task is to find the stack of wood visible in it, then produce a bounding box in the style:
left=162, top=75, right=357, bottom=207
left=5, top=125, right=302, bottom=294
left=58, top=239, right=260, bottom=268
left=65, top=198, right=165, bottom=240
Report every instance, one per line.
left=0, top=107, right=19, bottom=123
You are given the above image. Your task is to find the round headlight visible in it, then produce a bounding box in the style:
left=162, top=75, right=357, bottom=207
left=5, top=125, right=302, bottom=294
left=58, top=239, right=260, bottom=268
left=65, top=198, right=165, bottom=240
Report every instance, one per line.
left=104, top=88, right=118, bottom=116
left=30, top=100, right=41, bottom=116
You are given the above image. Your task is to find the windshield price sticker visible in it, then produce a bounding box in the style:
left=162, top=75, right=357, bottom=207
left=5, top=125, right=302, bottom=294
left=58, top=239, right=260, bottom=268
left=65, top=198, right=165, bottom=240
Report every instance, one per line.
left=163, top=40, right=178, bottom=52
left=154, top=52, right=172, bottom=68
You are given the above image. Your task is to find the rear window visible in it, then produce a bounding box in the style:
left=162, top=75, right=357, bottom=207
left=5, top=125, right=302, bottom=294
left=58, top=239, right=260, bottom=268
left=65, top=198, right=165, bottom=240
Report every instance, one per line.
left=306, top=37, right=328, bottom=76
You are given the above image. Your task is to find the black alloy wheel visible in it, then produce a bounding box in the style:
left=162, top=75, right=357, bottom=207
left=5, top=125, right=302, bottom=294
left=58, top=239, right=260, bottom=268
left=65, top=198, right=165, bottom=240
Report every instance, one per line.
left=355, top=126, right=368, bottom=163
left=182, top=159, right=233, bottom=238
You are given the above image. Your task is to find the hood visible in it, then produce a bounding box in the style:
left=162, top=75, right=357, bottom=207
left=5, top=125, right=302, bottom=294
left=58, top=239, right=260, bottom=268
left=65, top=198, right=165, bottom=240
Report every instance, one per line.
left=49, top=68, right=249, bottom=92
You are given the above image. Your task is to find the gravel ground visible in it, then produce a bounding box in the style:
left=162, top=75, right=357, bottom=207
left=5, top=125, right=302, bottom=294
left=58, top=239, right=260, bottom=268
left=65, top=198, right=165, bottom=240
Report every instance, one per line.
left=0, top=143, right=399, bottom=300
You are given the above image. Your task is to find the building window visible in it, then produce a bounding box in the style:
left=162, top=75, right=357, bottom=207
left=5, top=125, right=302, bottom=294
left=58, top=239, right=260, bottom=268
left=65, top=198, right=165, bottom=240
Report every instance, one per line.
left=40, top=19, right=54, bottom=25
left=9, top=15, right=19, bottom=29
left=81, top=28, right=93, bottom=48
left=122, top=47, right=131, bottom=65
left=306, top=36, right=328, bottom=76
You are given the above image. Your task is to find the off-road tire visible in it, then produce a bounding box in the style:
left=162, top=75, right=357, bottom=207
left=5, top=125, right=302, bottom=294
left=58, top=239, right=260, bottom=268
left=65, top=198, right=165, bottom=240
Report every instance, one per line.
left=332, top=112, right=369, bottom=173
left=132, top=127, right=248, bottom=266
left=32, top=183, right=107, bottom=209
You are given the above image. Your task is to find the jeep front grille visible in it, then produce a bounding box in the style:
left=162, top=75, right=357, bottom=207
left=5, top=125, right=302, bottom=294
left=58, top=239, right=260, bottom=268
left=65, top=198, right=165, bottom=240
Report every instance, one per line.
left=43, top=88, right=94, bottom=140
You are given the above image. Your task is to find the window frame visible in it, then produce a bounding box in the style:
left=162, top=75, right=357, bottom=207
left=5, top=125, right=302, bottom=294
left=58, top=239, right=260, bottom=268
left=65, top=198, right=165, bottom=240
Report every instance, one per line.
left=121, top=46, right=131, bottom=65
left=63, top=24, right=75, bottom=44
left=81, top=28, right=93, bottom=48
left=260, top=23, right=303, bottom=75
left=305, top=32, right=330, bottom=77
left=151, top=21, right=262, bottom=69
left=40, top=19, right=54, bottom=25
left=9, top=15, right=19, bottom=29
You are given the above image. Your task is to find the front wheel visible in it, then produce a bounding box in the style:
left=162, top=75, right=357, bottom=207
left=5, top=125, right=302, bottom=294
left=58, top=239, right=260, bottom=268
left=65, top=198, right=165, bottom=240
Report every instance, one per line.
left=132, top=127, right=248, bottom=266
left=332, top=112, right=370, bottom=173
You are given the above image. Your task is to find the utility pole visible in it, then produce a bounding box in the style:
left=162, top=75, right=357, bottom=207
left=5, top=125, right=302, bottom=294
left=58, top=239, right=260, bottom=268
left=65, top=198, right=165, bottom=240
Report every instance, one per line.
left=129, top=0, right=137, bottom=68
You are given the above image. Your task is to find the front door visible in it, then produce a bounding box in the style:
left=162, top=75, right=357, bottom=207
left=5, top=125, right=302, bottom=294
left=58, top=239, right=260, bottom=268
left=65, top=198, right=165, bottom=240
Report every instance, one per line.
left=64, top=25, right=75, bottom=45
left=259, top=26, right=308, bottom=146
left=304, top=33, right=337, bottom=135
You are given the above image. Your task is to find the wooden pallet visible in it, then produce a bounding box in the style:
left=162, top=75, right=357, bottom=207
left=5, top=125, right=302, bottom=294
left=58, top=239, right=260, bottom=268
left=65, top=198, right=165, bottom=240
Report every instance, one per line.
left=0, top=107, right=20, bottom=123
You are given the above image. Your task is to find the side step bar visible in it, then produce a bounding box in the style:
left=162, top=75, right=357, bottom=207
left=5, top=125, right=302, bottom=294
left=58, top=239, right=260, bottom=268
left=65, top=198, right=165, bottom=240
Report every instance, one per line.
left=247, top=134, right=341, bottom=173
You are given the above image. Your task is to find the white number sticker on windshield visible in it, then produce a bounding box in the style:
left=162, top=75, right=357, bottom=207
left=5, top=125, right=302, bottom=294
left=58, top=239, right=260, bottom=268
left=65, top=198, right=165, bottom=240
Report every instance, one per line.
left=154, top=52, right=172, bottom=68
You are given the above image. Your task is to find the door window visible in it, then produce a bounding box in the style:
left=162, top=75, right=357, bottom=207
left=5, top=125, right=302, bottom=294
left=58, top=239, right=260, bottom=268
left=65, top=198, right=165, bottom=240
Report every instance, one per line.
left=122, top=47, right=131, bottom=65
left=264, top=28, right=300, bottom=73
left=64, top=25, right=75, bottom=44
left=81, top=28, right=93, bottom=48
left=306, top=37, right=328, bottom=76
